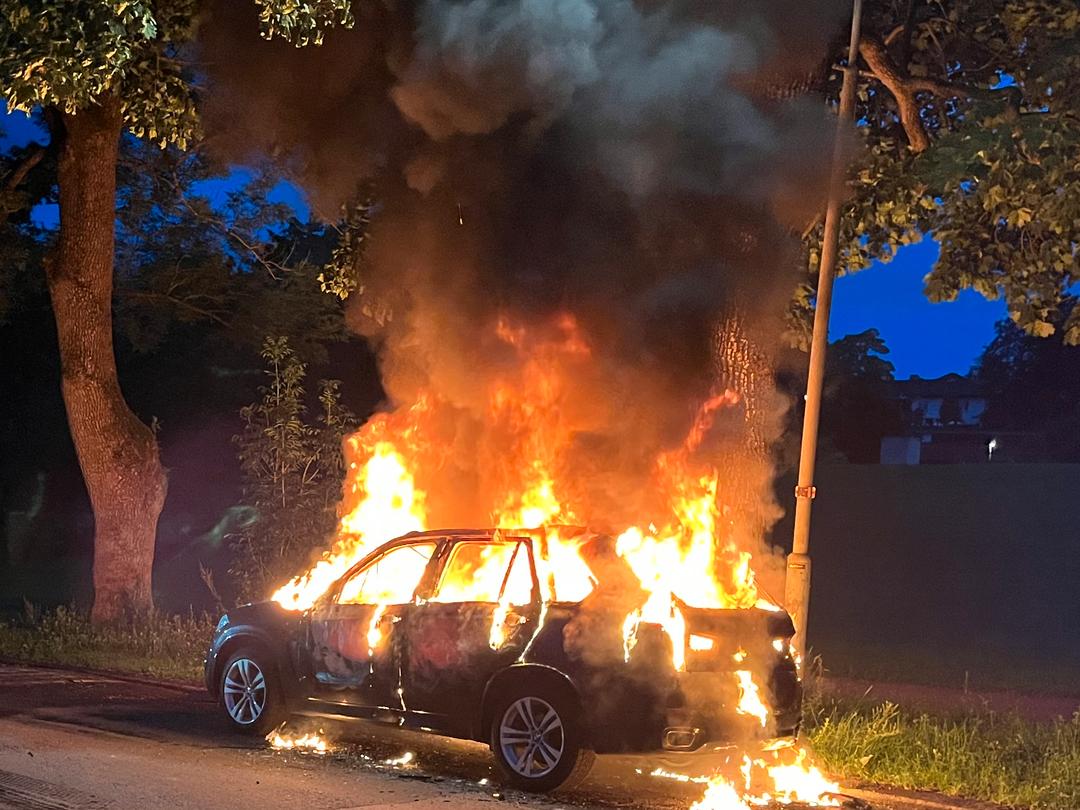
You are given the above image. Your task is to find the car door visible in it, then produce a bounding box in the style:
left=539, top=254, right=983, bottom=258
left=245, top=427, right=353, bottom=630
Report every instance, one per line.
left=400, top=535, right=541, bottom=735
left=305, top=540, right=438, bottom=713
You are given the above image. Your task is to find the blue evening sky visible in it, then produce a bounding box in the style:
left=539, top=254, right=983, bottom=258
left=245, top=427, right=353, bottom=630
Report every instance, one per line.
left=831, top=240, right=1005, bottom=378
left=2, top=109, right=1004, bottom=379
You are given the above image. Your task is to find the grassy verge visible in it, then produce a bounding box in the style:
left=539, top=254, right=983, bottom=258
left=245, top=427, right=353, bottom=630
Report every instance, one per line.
left=0, top=606, right=212, bottom=682
left=806, top=698, right=1080, bottom=810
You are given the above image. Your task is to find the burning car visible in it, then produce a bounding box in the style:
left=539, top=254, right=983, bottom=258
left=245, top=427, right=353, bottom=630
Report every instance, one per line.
left=205, top=527, right=801, bottom=792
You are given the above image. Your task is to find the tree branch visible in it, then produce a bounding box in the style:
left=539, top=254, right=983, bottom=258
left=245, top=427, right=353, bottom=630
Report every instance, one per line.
left=859, top=35, right=1022, bottom=152
left=122, top=289, right=232, bottom=327
left=3, top=144, right=46, bottom=194
left=859, top=36, right=933, bottom=153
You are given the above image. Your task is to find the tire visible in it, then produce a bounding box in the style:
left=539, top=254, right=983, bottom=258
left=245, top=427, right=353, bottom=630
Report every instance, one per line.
left=489, top=681, right=595, bottom=792
left=218, top=645, right=287, bottom=736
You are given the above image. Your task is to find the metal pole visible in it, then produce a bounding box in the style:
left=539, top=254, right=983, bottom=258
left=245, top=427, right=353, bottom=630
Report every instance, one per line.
left=785, top=0, right=863, bottom=661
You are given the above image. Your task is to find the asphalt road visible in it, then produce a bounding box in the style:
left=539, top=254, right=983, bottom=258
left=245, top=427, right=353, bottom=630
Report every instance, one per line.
left=0, top=664, right=992, bottom=810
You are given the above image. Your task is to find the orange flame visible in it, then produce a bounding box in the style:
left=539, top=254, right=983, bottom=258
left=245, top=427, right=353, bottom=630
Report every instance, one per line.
left=270, top=313, right=780, bottom=679
left=267, top=727, right=330, bottom=753
left=659, top=742, right=841, bottom=809
left=734, top=669, right=769, bottom=728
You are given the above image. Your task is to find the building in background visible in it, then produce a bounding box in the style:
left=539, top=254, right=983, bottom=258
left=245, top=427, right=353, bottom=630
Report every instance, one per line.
left=879, top=373, right=1042, bottom=464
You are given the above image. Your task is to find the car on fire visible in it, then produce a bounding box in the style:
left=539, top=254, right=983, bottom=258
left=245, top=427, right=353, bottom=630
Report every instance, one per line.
left=205, top=528, right=802, bottom=792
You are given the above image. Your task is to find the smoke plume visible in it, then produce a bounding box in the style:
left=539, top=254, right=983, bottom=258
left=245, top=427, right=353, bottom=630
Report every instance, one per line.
left=198, top=0, right=846, bottom=585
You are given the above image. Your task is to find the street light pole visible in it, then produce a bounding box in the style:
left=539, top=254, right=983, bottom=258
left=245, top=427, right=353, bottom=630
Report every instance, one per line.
left=785, top=0, right=863, bottom=660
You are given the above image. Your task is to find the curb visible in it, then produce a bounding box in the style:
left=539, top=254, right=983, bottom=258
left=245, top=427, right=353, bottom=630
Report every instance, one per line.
left=842, top=786, right=1004, bottom=810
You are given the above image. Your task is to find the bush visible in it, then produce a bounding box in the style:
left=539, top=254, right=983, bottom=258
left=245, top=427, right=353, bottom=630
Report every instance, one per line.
left=0, top=606, right=212, bottom=682
left=230, top=336, right=355, bottom=601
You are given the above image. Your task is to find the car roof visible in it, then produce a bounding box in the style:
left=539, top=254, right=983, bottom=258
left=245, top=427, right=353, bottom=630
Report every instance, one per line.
left=397, top=526, right=589, bottom=541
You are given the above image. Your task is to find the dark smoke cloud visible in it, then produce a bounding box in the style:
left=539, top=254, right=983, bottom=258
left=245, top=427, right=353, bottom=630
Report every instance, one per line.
left=198, top=0, right=846, bottom=540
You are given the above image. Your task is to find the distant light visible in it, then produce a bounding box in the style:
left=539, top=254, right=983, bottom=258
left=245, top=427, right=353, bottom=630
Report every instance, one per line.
left=988, top=438, right=998, bottom=461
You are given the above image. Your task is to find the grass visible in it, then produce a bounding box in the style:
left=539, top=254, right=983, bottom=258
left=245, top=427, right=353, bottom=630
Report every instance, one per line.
left=805, top=696, right=1080, bottom=810
left=0, top=605, right=212, bottom=682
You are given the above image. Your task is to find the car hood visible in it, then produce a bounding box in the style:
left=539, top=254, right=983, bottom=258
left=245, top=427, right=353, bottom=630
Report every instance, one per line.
left=224, top=599, right=302, bottom=631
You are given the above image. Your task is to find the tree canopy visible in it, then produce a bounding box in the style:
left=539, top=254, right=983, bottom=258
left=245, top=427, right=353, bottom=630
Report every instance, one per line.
left=821, top=329, right=903, bottom=462
left=976, top=299, right=1080, bottom=460
left=794, top=0, right=1080, bottom=346
left=1, top=1, right=353, bottom=147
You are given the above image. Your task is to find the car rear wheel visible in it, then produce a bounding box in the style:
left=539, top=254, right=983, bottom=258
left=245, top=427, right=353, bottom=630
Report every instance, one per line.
left=489, top=685, right=595, bottom=792
left=219, top=646, right=286, bottom=736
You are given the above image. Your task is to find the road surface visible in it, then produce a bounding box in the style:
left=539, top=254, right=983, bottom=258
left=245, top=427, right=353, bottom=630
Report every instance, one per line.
left=0, top=664, right=993, bottom=810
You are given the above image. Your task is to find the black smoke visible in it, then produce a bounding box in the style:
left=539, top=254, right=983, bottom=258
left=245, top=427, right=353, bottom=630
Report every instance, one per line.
left=197, top=0, right=846, bottom=538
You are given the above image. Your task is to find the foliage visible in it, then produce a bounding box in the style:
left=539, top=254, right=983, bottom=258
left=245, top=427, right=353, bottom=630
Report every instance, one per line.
left=0, top=169, right=47, bottom=324
left=779, top=329, right=901, bottom=463
left=317, top=194, right=376, bottom=301
left=807, top=0, right=1080, bottom=344
left=817, top=328, right=903, bottom=462
left=1, top=0, right=200, bottom=148
left=976, top=301, right=1080, bottom=460
left=254, top=0, right=354, bottom=46
left=0, top=605, right=212, bottom=681
left=0, top=1, right=353, bottom=148
left=112, top=141, right=349, bottom=361
left=825, top=328, right=895, bottom=383
left=807, top=699, right=1080, bottom=810
left=231, top=337, right=355, bottom=601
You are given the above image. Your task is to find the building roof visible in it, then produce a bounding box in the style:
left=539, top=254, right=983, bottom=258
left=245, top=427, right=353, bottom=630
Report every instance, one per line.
left=886, top=372, right=985, bottom=400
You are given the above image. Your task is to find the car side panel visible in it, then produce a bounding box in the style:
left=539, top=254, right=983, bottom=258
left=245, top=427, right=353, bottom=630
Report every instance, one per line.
left=399, top=601, right=538, bottom=736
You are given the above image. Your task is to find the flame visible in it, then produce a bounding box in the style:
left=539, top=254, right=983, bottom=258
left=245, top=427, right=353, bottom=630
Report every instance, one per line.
left=622, top=590, right=688, bottom=670
left=764, top=747, right=841, bottom=806
left=658, top=743, right=840, bottom=809
left=367, top=603, right=387, bottom=656
left=260, top=311, right=827, bottom=803
left=270, top=314, right=781, bottom=679
left=267, top=727, right=330, bottom=753
left=489, top=595, right=513, bottom=650
left=734, top=669, right=769, bottom=728
left=690, top=778, right=754, bottom=810
left=272, top=433, right=428, bottom=611
left=533, top=527, right=596, bottom=602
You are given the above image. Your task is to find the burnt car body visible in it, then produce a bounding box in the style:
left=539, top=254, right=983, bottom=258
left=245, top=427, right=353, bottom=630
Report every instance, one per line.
left=205, top=529, right=802, bottom=791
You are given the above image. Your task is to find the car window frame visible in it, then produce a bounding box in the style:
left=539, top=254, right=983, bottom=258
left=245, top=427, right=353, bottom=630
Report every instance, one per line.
left=425, top=536, right=542, bottom=607
left=325, top=538, right=443, bottom=608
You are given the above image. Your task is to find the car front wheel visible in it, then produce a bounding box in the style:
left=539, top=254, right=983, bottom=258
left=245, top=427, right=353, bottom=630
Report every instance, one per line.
left=489, top=684, right=595, bottom=792
left=219, top=646, right=286, bottom=736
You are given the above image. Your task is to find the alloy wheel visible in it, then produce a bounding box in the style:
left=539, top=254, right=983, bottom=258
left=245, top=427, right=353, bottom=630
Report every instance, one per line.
left=223, top=657, right=267, bottom=725
left=498, top=696, right=565, bottom=778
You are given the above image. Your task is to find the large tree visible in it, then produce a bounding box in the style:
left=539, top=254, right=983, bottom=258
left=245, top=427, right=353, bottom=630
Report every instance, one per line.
left=791, top=0, right=1079, bottom=347
left=976, top=300, right=1080, bottom=460
left=820, top=329, right=903, bottom=462
left=0, top=0, right=351, bottom=621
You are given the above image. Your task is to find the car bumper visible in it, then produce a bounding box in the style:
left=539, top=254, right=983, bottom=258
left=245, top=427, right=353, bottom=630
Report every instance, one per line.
left=667, top=668, right=802, bottom=746
left=623, top=737, right=800, bottom=780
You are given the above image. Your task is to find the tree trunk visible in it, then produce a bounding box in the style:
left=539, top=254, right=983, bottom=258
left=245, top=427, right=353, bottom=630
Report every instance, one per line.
left=712, top=308, right=787, bottom=599
left=45, top=97, right=167, bottom=623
